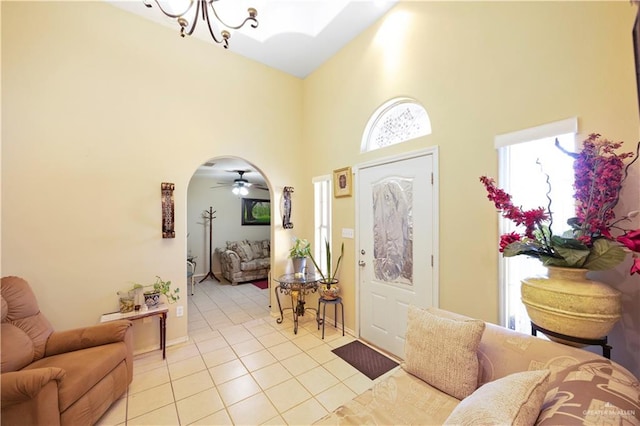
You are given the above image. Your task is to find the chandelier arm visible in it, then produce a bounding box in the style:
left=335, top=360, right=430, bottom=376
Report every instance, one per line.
left=201, top=3, right=228, bottom=47
left=143, top=0, right=195, bottom=19
left=208, top=2, right=259, bottom=30
left=143, top=0, right=258, bottom=47
left=181, top=0, right=201, bottom=37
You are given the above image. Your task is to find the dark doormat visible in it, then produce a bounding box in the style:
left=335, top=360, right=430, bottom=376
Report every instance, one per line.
left=332, top=340, right=399, bottom=380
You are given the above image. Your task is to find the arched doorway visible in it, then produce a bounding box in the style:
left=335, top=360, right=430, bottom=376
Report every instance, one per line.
left=186, top=156, right=273, bottom=328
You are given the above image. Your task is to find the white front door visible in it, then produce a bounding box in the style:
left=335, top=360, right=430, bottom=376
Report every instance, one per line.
left=357, top=150, right=438, bottom=359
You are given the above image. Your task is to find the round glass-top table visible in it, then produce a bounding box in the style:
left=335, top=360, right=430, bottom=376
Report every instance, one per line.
left=274, top=272, right=321, bottom=334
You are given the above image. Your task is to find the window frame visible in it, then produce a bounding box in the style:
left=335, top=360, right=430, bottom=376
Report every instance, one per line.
left=494, top=117, right=578, bottom=329
left=313, top=175, right=332, bottom=271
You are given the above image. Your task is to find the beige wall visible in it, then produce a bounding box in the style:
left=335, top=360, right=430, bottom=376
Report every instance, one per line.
left=303, top=1, right=639, bottom=375
left=2, top=1, right=639, bottom=376
left=1, top=1, right=304, bottom=351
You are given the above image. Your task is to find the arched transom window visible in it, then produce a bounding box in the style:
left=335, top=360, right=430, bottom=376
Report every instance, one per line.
left=361, top=97, right=431, bottom=152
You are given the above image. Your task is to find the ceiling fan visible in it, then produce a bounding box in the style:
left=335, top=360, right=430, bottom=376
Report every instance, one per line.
left=211, top=170, right=268, bottom=195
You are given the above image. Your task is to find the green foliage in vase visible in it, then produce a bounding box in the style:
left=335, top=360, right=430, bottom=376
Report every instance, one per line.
left=289, top=237, right=311, bottom=258
left=309, top=239, right=344, bottom=285
left=132, top=276, right=180, bottom=304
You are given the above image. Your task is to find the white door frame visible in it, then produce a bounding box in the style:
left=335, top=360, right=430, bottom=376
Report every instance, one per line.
left=354, top=146, right=440, bottom=339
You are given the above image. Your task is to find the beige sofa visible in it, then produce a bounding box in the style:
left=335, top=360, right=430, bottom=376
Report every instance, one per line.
left=317, top=306, right=640, bottom=425
left=1, top=276, right=134, bottom=426
left=216, top=239, right=270, bottom=285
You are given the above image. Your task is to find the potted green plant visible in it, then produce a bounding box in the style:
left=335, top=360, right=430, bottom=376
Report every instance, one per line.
left=133, top=276, right=180, bottom=309
left=289, top=237, right=311, bottom=277
left=309, top=239, right=344, bottom=299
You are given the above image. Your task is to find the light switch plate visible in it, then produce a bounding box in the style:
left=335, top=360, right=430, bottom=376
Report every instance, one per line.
left=342, top=228, right=354, bottom=238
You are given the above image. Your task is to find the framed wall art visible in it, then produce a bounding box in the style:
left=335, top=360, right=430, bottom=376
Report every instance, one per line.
left=242, top=198, right=271, bottom=226
left=333, top=166, right=352, bottom=198
left=161, top=182, right=175, bottom=238
left=282, top=186, right=294, bottom=229
left=634, top=5, right=640, bottom=117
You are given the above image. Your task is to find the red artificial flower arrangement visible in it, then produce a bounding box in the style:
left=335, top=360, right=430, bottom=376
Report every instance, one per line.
left=481, top=133, right=640, bottom=275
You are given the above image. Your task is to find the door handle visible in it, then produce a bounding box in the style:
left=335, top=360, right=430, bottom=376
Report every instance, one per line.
left=358, top=260, right=366, bottom=267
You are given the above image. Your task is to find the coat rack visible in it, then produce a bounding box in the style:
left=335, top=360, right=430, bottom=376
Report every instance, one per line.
left=200, top=206, right=220, bottom=283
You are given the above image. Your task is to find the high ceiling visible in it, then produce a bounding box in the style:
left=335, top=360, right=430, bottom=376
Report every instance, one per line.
left=107, top=1, right=397, bottom=183
left=108, top=0, right=397, bottom=78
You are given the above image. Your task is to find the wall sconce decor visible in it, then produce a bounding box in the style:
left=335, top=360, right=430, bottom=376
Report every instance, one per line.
left=282, top=186, right=294, bottom=229
left=161, top=182, right=175, bottom=238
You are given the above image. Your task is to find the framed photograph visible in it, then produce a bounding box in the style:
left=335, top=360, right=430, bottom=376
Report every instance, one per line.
left=242, top=198, right=271, bottom=226
left=333, top=167, right=352, bottom=198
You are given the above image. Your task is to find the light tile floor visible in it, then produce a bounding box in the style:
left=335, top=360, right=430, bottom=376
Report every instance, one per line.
left=97, top=278, right=399, bottom=425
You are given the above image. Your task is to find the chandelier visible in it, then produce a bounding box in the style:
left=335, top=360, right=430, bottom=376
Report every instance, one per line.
left=143, top=0, right=259, bottom=49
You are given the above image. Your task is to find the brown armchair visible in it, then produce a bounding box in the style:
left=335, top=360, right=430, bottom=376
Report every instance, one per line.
left=1, top=276, right=133, bottom=426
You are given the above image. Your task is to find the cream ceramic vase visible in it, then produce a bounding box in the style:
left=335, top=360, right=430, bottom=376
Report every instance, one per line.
left=521, top=266, right=621, bottom=345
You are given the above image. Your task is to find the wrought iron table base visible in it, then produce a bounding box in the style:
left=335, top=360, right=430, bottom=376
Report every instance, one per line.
left=275, top=285, right=318, bottom=334
left=531, top=322, right=611, bottom=359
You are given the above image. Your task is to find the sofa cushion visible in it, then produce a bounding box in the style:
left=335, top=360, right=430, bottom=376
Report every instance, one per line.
left=403, top=306, right=485, bottom=400
left=1, top=296, right=8, bottom=321
left=1, top=323, right=35, bottom=371
left=314, top=368, right=460, bottom=425
left=227, top=241, right=255, bottom=262
left=249, top=240, right=269, bottom=258
left=1, top=276, right=54, bottom=362
left=240, top=258, right=271, bottom=272
left=25, top=342, right=128, bottom=412
left=444, top=369, right=550, bottom=426
left=536, top=359, right=640, bottom=425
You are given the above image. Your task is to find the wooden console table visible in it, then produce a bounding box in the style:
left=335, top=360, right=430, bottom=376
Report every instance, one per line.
left=100, top=305, right=169, bottom=359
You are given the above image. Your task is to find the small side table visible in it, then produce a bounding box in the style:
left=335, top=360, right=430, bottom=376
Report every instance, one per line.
left=101, top=305, right=169, bottom=359
left=317, top=297, right=344, bottom=340
left=531, top=321, right=611, bottom=359
left=274, top=273, right=320, bottom=334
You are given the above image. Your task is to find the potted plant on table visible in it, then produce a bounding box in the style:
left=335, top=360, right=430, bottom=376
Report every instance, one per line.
left=480, top=133, right=640, bottom=341
left=133, top=276, right=180, bottom=309
left=310, top=239, right=344, bottom=300
left=289, top=237, right=311, bottom=277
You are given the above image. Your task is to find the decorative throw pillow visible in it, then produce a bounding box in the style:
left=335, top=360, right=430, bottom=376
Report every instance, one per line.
left=537, top=360, right=640, bottom=425
left=261, top=239, right=270, bottom=258
left=236, top=241, right=254, bottom=262
left=443, top=370, right=551, bottom=426
left=404, top=306, right=485, bottom=400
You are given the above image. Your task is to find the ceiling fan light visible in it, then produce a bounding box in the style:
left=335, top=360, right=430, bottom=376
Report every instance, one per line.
left=239, top=187, right=249, bottom=196
left=232, top=187, right=240, bottom=195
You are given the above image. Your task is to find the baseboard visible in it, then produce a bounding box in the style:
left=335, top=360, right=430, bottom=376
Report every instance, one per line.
left=268, top=310, right=355, bottom=337
left=132, top=335, right=189, bottom=357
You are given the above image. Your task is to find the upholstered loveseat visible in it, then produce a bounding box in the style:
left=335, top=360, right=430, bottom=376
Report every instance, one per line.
left=317, top=306, right=640, bottom=425
left=1, top=276, right=134, bottom=426
left=216, top=239, right=270, bottom=285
